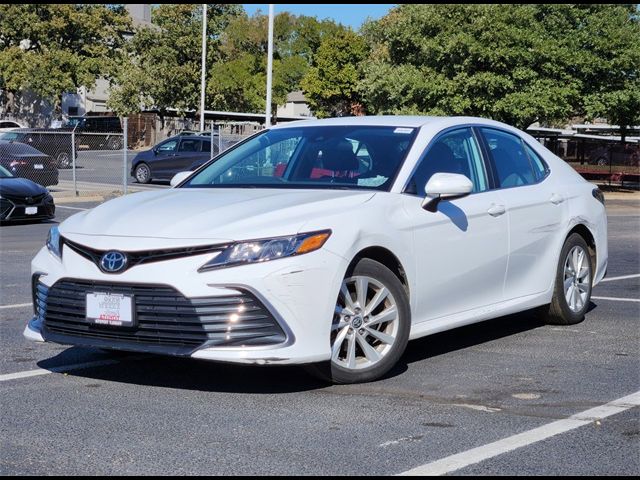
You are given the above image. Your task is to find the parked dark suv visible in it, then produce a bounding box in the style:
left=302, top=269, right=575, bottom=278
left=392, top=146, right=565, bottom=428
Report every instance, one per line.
left=131, top=134, right=225, bottom=183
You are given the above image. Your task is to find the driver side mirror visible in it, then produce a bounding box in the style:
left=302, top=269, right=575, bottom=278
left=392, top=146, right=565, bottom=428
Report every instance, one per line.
left=170, top=171, right=192, bottom=187
left=422, top=173, right=473, bottom=212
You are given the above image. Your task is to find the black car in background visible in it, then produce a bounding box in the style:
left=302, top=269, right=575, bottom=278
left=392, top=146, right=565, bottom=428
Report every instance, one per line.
left=0, top=129, right=73, bottom=168
left=131, top=134, right=224, bottom=184
left=0, top=141, right=58, bottom=186
left=0, top=164, right=55, bottom=223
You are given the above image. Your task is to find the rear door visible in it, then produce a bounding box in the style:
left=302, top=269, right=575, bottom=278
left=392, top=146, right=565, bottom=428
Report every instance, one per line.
left=479, top=127, right=567, bottom=300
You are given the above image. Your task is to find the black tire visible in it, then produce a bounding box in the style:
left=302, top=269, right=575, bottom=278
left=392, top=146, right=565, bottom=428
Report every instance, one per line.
left=541, top=233, right=593, bottom=325
left=56, top=151, right=71, bottom=169
left=306, top=258, right=411, bottom=384
left=134, top=162, right=152, bottom=184
left=107, top=136, right=123, bottom=150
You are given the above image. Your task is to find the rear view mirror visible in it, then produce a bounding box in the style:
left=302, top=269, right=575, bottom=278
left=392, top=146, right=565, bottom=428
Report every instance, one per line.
left=422, top=173, right=473, bottom=211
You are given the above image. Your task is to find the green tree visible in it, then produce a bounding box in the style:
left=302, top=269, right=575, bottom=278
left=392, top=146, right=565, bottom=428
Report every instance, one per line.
left=0, top=4, right=131, bottom=116
left=575, top=5, right=640, bottom=140
left=359, top=4, right=640, bottom=130
left=108, top=4, right=243, bottom=118
left=207, top=11, right=344, bottom=115
left=301, top=30, right=367, bottom=118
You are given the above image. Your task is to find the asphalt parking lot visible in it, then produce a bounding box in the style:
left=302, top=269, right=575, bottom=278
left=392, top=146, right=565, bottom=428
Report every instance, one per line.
left=0, top=196, right=638, bottom=475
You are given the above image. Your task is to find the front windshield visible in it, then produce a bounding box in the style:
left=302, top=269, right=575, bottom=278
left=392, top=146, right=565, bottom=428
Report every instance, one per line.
left=0, top=165, right=13, bottom=178
left=182, top=125, right=417, bottom=191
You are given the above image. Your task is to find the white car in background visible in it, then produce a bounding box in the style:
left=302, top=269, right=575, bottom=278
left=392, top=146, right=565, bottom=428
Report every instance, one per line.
left=0, top=120, right=24, bottom=132
left=24, top=116, right=608, bottom=384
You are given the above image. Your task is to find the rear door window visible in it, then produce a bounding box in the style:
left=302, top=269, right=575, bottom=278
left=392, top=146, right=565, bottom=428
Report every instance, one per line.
left=480, top=128, right=536, bottom=188
left=179, top=139, right=201, bottom=152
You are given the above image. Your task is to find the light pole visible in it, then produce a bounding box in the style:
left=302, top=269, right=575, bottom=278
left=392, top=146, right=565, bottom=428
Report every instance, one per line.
left=200, top=3, right=207, bottom=132
left=265, top=4, right=274, bottom=127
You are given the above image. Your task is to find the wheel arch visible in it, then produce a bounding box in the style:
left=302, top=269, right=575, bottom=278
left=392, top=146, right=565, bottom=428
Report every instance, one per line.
left=348, top=246, right=410, bottom=300
left=565, top=223, right=597, bottom=272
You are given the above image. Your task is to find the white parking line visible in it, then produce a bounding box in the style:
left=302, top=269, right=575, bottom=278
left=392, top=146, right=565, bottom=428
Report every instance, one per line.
left=56, top=205, right=88, bottom=211
left=0, top=358, right=124, bottom=383
left=0, top=303, right=31, bottom=310
left=601, top=273, right=640, bottom=282
left=592, top=296, right=640, bottom=303
left=398, top=390, right=640, bottom=476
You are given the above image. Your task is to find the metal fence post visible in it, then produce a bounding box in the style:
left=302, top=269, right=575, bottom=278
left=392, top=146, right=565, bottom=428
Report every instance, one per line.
left=218, top=124, right=222, bottom=153
left=71, top=128, right=77, bottom=196
left=210, top=120, right=214, bottom=158
left=123, top=117, right=128, bottom=195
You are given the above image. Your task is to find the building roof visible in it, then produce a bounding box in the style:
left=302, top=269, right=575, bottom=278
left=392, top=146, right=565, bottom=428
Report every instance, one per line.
left=286, top=91, right=307, bottom=103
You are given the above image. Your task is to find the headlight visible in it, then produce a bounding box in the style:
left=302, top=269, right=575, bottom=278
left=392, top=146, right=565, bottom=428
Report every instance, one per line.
left=199, top=230, right=331, bottom=272
left=46, top=226, right=62, bottom=259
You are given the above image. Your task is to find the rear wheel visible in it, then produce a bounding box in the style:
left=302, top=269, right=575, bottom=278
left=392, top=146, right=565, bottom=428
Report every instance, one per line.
left=542, top=233, right=593, bottom=325
left=56, top=151, right=71, bottom=169
left=307, top=258, right=410, bottom=384
left=107, top=136, right=123, bottom=150
left=134, top=162, right=152, bottom=184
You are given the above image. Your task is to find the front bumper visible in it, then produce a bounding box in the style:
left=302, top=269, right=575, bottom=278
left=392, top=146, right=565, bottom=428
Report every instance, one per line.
left=1, top=195, right=55, bottom=221
left=25, top=240, right=348, bottom=365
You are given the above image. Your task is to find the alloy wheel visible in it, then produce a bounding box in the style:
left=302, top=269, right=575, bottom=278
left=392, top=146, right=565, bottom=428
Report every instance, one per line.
left=563, top=245, right=591, bottom=313
left=331, top=275, right=399, bottom=370
left=135, top=164, right=150, bottom=183
left=57, top=152, right=71, bottom=169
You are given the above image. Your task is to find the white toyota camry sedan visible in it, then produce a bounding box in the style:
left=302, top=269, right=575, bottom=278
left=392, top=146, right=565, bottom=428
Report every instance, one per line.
left=24, top=116, right=608, bottom=383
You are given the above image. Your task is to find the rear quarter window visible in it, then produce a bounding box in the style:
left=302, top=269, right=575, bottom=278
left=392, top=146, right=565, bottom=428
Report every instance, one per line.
left=524, top=143, right=550, bottom=181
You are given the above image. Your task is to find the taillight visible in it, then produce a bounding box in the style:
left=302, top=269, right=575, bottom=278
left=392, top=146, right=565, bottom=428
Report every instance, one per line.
left=592, top=188, right=605, bottom=205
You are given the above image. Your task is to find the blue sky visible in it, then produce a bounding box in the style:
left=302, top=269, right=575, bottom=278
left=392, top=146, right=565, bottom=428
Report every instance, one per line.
left=242, top=4, right=395, bottom=29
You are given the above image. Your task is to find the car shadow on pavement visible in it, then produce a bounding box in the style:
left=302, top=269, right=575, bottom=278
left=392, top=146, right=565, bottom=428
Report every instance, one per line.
left=36, top=304, right=598, bottom=393
left=37, top=349, right=328, bottom=394
left=384, top=302, right=598, bottom=380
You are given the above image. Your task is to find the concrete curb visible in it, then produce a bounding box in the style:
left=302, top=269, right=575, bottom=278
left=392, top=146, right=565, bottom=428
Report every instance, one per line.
left=52, top=195, right=105, bottom=204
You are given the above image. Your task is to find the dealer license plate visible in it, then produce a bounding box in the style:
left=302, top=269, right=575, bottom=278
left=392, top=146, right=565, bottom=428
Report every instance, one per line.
left=86, top=292, right=135, bottom=327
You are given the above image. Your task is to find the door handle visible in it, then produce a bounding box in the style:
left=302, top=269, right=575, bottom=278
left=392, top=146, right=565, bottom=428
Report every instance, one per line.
left=487, top=204, right=506, bottom=217
left=550, top=193, right=565, bottom=205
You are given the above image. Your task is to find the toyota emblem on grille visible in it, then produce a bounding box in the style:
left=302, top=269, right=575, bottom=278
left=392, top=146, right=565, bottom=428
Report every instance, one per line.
left=100, top=251, right=128, bottom=273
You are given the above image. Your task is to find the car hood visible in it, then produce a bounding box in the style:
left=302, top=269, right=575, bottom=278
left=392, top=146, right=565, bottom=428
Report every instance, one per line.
left=61, top=188, right=375, bottom=245
left=0, top=177, right=48, bottom=196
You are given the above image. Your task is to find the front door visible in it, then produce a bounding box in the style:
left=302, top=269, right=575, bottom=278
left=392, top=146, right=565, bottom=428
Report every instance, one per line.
left=402, top=127, right=509, bottom=322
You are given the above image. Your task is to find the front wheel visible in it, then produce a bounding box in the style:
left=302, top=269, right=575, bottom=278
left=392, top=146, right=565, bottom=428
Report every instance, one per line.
left=542, top=233, right=593, bottom=325
left=134, top=162, right=152, bottom=184
left=307, top=258, right=411, bottom=384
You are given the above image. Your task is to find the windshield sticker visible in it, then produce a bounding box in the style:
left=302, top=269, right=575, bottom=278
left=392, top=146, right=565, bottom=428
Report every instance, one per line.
left=394, top=128, right=414, bottom=134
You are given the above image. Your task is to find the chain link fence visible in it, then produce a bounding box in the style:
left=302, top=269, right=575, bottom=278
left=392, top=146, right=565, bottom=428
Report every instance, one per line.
left=0, top=117, right=263, bottom=198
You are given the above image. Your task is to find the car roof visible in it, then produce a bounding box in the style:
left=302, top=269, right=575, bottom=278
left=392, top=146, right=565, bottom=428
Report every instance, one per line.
left=269, top=115, right=517, bottom=131
left=165, top=134, right=211, bottom=141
